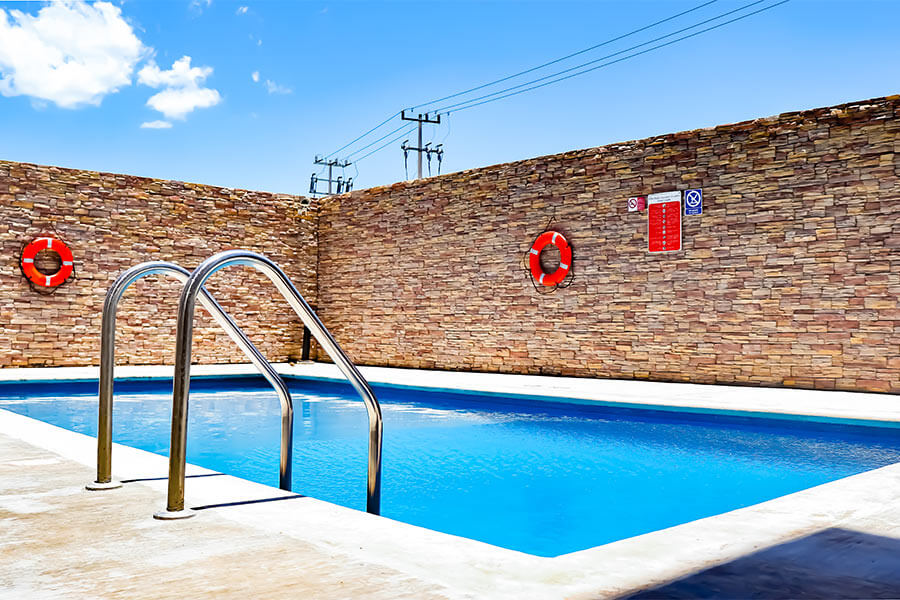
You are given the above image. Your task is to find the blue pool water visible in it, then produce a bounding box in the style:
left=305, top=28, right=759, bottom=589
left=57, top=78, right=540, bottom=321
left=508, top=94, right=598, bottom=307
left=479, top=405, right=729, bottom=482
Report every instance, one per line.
left=1, top=376, right=899, bottom=557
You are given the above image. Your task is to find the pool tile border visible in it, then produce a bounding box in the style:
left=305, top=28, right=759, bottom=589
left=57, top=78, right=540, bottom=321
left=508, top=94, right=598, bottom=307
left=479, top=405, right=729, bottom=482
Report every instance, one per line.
left=3, top=362, right=897, bottom=424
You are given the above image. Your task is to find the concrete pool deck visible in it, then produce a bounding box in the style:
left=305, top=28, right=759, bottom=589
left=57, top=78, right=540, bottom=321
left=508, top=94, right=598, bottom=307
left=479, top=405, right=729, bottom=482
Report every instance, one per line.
left=2, top=365, right=900, bottom=598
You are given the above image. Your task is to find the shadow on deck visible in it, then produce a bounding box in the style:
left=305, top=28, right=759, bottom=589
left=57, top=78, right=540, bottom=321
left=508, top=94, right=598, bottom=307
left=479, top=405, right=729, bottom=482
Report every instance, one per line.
left=623, top=527, right=900, bottom=599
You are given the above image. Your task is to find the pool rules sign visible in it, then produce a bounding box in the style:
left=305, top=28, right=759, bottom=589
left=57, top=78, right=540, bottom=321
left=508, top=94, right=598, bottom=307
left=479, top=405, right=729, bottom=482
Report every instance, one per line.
left=647, top=191, right=682, bottom=253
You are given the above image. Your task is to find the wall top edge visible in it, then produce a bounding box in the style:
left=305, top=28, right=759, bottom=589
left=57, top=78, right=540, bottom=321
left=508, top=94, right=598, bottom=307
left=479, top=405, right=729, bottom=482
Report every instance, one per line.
left=319, top=93, right=900, bottom=204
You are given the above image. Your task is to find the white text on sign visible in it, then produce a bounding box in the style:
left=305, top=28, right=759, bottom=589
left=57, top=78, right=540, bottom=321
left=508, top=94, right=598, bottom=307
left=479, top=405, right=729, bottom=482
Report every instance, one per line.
left=647, top=191, right=682, bottom=253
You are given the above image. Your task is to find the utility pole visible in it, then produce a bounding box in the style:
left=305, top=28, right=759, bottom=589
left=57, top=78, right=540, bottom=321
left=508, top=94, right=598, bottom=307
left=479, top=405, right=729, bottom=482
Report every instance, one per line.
left=400, top=110, right=441, bottom=179
left=310, top=156, right=353, bottom=198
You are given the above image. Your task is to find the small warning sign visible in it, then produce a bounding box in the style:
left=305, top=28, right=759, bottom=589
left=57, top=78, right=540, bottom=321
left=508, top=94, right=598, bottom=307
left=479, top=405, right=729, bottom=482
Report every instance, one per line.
left=648, top=191, right=682, bottom=253
left=684, top=189, right=702, bottom=215
left=627, top=196, right=646, bottom=212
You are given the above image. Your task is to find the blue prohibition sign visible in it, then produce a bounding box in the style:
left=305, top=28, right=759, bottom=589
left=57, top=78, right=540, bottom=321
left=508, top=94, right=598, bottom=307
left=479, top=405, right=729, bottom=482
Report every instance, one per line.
left=684, top=189, right=702, bottom=215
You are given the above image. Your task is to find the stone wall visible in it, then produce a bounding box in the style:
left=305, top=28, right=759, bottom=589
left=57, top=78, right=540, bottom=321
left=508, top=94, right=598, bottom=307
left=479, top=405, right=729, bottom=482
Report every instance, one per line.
left=0, top=161, right=316, bottom=368
left=316, top=95, right=900, bottom=393
left=4, top=95, right=899, bottom=393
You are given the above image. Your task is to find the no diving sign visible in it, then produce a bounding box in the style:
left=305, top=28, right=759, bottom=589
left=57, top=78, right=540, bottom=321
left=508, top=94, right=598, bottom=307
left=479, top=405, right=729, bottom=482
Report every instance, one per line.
left=684, top=189, right=702, bottom=215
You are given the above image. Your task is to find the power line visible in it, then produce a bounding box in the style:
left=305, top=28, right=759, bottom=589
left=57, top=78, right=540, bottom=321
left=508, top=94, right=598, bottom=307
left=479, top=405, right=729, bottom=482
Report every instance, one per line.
left=320, top=0, right=720, bottom=161
left=435, top=0, right=790, bottom=116
left=345, top=122, right=411, bottom=158
left=434, top=0, right=775, bottom=115
left=322, top=111, right=401, bottom=160
left=438, top=113, right=452, bottom=145
left=408, top=0, right=720, bottom=112
left=354, top=125, right=417, bottom=163
left=314, top=0, right=789, bottom=178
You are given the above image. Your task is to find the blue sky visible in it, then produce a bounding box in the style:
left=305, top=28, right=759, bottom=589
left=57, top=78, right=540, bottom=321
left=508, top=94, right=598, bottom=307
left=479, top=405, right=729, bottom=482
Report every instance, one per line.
left=0, top=0, right=898, bottom=195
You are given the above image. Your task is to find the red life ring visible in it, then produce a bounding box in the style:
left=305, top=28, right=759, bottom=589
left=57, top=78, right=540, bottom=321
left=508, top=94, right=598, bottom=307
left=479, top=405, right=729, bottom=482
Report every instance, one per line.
left=529, top=231, right=572, bottom=286
left=21, top=237, right=74, bottom=288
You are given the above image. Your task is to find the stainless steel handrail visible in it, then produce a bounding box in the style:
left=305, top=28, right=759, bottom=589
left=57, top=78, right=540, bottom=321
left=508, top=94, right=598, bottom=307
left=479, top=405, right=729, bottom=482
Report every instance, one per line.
left=86, top=261, right=293, bottom=493
left=155, top=250, right=382, bottom=519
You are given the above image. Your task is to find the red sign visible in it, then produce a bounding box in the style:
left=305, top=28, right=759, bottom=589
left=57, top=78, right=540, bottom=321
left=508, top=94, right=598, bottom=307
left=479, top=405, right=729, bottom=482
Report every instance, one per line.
left=648, top=191, right=682, bottom=253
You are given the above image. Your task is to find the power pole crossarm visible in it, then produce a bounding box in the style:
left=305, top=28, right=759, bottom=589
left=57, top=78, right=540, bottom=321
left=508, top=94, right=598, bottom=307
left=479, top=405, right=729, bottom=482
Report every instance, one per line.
left=310, top=156, right=353, bottom=198
left=401, top=110, right=441, bottom=180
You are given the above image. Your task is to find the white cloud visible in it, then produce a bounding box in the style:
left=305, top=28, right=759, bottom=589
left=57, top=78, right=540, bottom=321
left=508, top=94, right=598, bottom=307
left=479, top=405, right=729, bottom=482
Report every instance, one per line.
left=236, top=6, right=248, bottom=15
left=265, top=79, right=291, bottom=95
left=138, top=56, right=210, bottom=88
left=140, top=120, right=172, bottom=129
left=0, top=1, right=146, bottom=108
left=146, top=86, right=219, bottom=119
left=251, top=71, right=291, bottom=95
left=138, top=56, right=220, bottom=120
left=189, top=0, right=212, bottom=14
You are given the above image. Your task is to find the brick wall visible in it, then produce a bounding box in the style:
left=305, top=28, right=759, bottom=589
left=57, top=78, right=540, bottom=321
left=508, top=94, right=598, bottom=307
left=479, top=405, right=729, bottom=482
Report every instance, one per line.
left=317, top=96, right=900, bottom=393
left=0, top=161, right=316, bottom=368
left=3, top=96, right=899, bottom=393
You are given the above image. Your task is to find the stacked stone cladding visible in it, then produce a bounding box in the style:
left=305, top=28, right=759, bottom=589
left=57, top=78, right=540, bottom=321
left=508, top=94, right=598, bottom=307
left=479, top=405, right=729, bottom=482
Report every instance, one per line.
left=3, top=95, right=899, bottom=393
left=0, top=161, right=317, bottom=368
left=316, top=95, right=900, bottom=393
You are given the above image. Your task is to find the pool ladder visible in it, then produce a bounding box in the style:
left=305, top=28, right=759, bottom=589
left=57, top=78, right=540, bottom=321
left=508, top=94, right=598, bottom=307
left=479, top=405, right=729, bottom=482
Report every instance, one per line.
left=87, top=250, right=383, bottom=520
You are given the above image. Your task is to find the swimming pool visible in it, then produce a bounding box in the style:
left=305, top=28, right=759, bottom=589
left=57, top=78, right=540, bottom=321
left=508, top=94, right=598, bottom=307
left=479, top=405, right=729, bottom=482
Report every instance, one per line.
left=2, top=375, right=899, bottom=557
